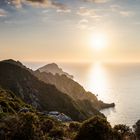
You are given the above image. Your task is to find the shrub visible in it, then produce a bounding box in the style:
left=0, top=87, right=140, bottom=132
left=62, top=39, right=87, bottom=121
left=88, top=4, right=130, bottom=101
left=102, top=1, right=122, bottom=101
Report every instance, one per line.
left=0, top=112, right=6, bottom=119
left=41, top=119, right=54, bottom=133
left=75, top=116, right=112, bottom=140
left=69, top=122, right=81, bottom=132
left=113, top=124, right=132, bottom=140
left=11, top=112, right=39, bottom=140
left=133, top=120, right=140, bottom=140
left=49, top=128, right=64, bottom=139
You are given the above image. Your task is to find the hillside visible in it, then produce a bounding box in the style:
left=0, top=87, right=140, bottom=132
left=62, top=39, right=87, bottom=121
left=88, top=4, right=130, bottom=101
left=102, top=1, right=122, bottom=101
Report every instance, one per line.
left=0, top=60, right=103, bottom=121
left=0, top=87, right=135, bottom=140
left=0, top=87, right=34, bottom=116
left=35, top=66, right=114, bottom=110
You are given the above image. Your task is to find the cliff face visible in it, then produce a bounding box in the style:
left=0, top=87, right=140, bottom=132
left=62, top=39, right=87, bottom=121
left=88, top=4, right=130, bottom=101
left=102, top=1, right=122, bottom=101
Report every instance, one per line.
left=0, top=60, right=104, bottom=121
left=35, top=68, right=114, bottom=111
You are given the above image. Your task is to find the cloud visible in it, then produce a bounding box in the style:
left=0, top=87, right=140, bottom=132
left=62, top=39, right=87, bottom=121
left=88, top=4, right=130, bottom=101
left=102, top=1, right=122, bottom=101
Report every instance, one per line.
left=11, top=0, right=22, bottom=8
left=56, top=9, right=71, bottom=13
left=77, top=19, right=89, bottom=29
left=51, top=1, right=68, bottom=10
left=77, top=7, right=94, bottom=16
left=51, top=1, right=71, bottom=12
left=79, top=19, right=88, bottom=24
left=77, top=7, right=101, bottom=19
left=110, top=5, right=121, bottom=12
left=0, top=9, right=7, bottom=17
left=77, top=19, right=96, bottom=30
left=120, top=11, right=135, bottom=17
left=83, top=0, right=110, bottom=3
left=9, top=0, right=70, bottom=11
left=110, top=5, right=135, bottom=17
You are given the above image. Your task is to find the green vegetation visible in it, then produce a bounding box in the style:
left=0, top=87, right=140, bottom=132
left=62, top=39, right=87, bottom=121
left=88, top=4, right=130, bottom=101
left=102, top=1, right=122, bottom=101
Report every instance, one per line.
left=0, top=112, right=136, bottom=140
left=75, top=116, right=112, bottom=140
left=133, top=120, right=140, bottom=140
left=113, top=124, right=134, bottom=140
left=0, top=87, right=34, bottom=118
left=0, top=87, right=136, bottom=140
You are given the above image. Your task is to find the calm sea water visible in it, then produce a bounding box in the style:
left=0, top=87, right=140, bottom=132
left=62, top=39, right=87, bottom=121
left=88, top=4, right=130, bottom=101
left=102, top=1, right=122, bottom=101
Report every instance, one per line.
left=25, top=62, right=140, bottom=127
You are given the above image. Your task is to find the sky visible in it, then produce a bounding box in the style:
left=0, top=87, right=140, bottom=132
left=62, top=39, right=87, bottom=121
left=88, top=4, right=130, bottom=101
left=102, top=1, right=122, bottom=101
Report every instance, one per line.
left=0, top=0, right=140, bottom=63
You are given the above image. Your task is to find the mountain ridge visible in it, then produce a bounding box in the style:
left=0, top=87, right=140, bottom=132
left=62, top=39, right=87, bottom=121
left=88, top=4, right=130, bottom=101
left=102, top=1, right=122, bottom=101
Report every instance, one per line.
left=0, top=59, right=106, bottom=121
left=35, top=65, right=114, bottom=110
left=38, top=63, right=73, bottom=79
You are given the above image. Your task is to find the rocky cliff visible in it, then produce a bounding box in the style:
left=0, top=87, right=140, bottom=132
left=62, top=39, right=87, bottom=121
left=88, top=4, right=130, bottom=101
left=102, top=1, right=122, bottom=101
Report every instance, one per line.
left=38, top=63, right=73, bottom=79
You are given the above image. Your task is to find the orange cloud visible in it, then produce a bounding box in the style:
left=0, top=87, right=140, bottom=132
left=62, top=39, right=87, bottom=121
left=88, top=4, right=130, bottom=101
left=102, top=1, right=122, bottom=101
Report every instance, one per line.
left=10, top=0, right=69, bottom=11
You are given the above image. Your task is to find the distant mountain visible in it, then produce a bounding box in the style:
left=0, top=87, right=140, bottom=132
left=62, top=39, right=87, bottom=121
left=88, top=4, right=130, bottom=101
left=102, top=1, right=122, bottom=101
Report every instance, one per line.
left=2, top=59, right=27, bottom=69
left=0, top=60, right=104, bottom=121
left=2, top=59, right=33, bottom=73
left=35, top=65, right=114, bottom=111
left=38, top=63, right=73, bottom=79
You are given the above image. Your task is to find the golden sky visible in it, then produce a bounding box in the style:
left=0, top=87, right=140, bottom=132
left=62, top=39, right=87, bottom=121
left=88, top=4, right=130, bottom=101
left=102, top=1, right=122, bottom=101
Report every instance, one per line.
left=0, top=0, right=140, bottom=63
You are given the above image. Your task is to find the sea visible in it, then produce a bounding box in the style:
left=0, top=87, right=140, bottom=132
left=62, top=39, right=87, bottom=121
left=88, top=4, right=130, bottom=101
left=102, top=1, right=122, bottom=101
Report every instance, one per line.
left=24, top=62, right=140, bottom=127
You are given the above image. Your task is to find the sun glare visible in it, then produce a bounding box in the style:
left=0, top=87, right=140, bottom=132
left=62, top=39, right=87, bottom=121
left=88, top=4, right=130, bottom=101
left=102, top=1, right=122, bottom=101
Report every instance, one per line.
left=90, top=32, right=108, bottom=51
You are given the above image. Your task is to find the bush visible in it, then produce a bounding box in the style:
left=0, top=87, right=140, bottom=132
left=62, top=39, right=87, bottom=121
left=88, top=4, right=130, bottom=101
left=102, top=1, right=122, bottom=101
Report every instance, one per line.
left=113, top=124, right=132, bottom=140
left=75, top=116, right=112, bottom=140
left=0, top=112, right=6, bottom=119
left=41, top=119, right=54, bottom=133
left=0, top=115, right=19, bottom=140
left=69, top=122, right=81, bottom=132
left=12, top=113, right=39, bottom=140
left=49, top=128, right=64, bottom=139
left=0, top=112, right=40, bottom=140
left=134, top=120, right=140, bottom=140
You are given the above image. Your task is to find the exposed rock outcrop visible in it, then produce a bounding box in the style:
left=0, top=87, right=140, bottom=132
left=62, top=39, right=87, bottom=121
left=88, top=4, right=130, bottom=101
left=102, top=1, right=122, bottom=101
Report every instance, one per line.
left=38, top=63, right=73, bottom=79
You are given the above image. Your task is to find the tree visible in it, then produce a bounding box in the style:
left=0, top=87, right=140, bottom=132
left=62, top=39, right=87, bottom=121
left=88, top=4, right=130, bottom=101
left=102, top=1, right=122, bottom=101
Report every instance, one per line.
left=134, top=120, right=140, bottom=140
left=113, top=124, right=133, bottom=140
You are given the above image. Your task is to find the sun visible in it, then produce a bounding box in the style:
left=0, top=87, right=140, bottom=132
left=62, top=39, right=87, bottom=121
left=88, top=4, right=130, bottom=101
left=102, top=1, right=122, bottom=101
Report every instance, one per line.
left=90, top=32, right=108, bottom=51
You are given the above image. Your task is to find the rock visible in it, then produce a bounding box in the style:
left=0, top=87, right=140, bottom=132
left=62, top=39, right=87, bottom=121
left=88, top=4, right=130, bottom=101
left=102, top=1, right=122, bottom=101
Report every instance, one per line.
left=38, top=63, right=73, bottom=79
left=18, top=108, right=31, bottom=113
left=49, top=111, right=59, bottom=115
left=48, top=111, right=72, bottom=122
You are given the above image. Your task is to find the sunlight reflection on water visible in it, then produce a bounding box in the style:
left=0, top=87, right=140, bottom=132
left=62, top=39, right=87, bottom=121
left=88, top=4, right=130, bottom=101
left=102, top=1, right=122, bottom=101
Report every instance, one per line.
left=86, top=62, right=109, bottom=101
left=59, top=62, right=140, bottom=127
left=25, top=61, right=140, bottom=126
